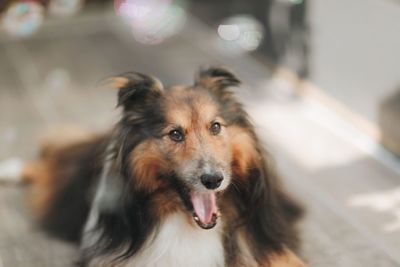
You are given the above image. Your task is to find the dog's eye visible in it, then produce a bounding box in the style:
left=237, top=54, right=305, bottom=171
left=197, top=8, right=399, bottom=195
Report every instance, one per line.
left=210, top=122, right=221, bottom=135
left=169, top=129, right=184, bottom=142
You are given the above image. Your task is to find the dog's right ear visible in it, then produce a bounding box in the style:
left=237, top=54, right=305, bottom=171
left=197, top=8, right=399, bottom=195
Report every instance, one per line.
left=110, top=72, right=164, bottom=111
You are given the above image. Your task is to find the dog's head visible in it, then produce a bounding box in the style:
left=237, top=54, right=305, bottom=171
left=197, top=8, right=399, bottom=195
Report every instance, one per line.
left=112, top=67, right=260, bottom=229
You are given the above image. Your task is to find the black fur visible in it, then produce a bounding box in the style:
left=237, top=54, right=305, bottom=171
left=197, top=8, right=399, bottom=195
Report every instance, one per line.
left=82, top=186, right=158, bottom=264
left=116, top=72, right=163, bottom=111
left=196, top=66, right=241, bottom=90
left=38, top=67, right=303, bottom=266
left=39, top=136, right=107, bottom=243
left=198, top=67, right=303, bottom=262
left=81, top=75, right=166, bottom=263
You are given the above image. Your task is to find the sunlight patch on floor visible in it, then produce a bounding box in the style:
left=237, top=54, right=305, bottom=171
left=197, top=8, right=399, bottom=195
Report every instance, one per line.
left=249, top=99, right=363, bottom=172
left=348, top=187, right=400, bottom=232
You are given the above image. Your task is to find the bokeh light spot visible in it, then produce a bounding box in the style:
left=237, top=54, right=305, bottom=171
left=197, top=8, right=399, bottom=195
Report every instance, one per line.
left=48, top=0, right=83, bottom=17
left=44, top=69, right=71, bottom=92
left=216, top=15, right=264, bottom=55
left=114, top=0, right=187, bottom=45
left=290, top=0, right=303, bottom=4
left=217, top=25, right=240, bottom=41
left=2, top=1, right=44, bottom=37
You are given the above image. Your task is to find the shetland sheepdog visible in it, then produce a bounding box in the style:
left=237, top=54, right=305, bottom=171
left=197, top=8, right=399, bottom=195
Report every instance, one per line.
left=20, top=67, right=305, bottom=266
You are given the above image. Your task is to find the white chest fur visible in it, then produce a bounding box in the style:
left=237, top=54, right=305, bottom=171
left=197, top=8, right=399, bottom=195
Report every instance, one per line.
left=123, top=212, right=225, bottom=267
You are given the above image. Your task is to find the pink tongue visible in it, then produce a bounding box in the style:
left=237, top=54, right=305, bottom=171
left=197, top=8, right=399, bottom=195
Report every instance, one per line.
left=190, top=192, right=217, bottom=224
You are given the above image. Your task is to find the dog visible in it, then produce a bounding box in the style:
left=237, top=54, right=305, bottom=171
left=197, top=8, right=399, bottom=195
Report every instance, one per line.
left=19, top=67, right=305, bottom=266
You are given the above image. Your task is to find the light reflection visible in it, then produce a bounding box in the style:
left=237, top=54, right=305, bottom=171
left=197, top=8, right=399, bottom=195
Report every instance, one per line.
left=114, top=0, right=187, bottom=45
left=349, top=187, right=400, bottom=232
left=2, top=1, right=44, bottom=37
left=276, top=0, right=303, bottom=5
left=217, top=25, right=240, bottom=41
left=48, top=0, right=83, bottom=17
left=216, top=15, right=264, bottom=55
left=290, top=0, right=303, bottom=5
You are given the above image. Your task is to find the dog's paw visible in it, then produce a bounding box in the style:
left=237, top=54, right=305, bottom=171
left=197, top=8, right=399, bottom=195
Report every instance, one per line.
left=0, top=157, right=24, bottom=184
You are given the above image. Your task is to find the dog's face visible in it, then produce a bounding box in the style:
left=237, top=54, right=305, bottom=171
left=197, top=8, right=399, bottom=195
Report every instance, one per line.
left=158, top=87, right=233, bottom=228
left=114, top=68, right=257, bottom=229
left=161, top=87, right=232, bottom=193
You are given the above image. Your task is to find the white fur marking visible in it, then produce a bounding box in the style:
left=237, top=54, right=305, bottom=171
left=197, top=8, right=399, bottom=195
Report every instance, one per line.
left=129, top=212, right=224, bottom=267
left=91, top=212, right=225, bottom=267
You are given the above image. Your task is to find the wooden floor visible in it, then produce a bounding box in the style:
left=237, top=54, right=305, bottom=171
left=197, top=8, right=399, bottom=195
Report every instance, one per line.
left=1, top=9, right=400, bottom=267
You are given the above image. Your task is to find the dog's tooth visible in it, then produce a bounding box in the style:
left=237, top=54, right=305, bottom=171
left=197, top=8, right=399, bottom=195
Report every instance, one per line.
left=194, top=216, right=199, bottom=221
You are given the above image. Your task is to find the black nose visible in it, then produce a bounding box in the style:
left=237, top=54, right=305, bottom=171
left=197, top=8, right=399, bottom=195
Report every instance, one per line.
left=200, top=173, right=223, bottom=189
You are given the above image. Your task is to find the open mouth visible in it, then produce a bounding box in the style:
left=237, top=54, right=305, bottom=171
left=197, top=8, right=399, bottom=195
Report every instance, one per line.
left=190, top=191, right=219, bottom=229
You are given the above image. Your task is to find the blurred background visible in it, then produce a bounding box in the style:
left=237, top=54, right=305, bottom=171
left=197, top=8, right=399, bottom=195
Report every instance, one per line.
left=0, top=0, right=400, bottom=266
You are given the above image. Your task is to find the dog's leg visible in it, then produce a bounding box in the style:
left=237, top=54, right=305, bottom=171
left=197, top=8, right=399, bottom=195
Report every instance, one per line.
left=266, top=248, right=307, bottom=267
left=1, top=126, right=105, bottom=242
left=0, top=125, right=95, bottom=185
left=0, top=156, right=59, bottom=225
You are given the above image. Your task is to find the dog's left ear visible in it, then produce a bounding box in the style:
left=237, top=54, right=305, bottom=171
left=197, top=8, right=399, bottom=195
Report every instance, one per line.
left=110, top=72, right=164, bottom=111
left=195, top=67, right=241, bottom=93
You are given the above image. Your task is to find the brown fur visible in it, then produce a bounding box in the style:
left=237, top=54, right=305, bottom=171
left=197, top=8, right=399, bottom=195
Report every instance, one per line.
left=150, top=189, right=181, bottom=219
left=23, top=160, right=55, bottom=217
left=229, top=125, right=260, bottom=179
left=23, top=127, right=98, bottom=218
left=25, top=68, right=305, bottom=265
left=267, top=249, right=306, bottom=267
left=25, top=132, right=107, bottom=242
left=159, top=88, right=232, bottom=187
left=130, top=140, right=168, bottom=192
